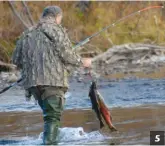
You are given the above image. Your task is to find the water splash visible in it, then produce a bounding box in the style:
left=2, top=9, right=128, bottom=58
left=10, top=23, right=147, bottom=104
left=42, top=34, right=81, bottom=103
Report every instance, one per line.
left=39, top=127, right=107, bottom=145
left=57, top=127, right=106, bottom=144
left=0, top=127, right=107, bottom=145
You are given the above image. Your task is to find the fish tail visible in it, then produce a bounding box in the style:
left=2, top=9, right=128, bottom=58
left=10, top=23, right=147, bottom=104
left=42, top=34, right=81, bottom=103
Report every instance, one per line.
left=109, top=125, right=117, bottom=132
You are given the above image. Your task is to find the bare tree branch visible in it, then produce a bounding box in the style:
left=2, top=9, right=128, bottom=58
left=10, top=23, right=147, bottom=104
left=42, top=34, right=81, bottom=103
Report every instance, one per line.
left=21, top=1, right=35, bottom=26
left=8, top=1, right=29, bottom=29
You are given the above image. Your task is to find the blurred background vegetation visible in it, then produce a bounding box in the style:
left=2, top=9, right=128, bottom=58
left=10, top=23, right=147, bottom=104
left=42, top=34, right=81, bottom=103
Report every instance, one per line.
left=0, top=1, right=165, bottom=63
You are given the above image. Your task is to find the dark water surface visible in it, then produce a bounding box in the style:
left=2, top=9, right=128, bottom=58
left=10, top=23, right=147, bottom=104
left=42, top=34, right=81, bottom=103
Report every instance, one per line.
left=0, top=78, right=165, bottom=145
left=0, top=78, right=165, bottom=112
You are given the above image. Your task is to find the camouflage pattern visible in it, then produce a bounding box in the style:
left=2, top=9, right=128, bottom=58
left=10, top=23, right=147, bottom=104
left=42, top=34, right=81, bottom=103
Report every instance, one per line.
left=12, top=17, right=82, bottom=89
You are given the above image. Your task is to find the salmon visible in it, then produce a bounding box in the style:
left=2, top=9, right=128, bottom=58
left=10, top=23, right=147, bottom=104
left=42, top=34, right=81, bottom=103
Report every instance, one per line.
left=89, top=81, right=117, bottom=132
left=89, top=81, right=104, bottom=128
left=97, top=91, right=117, bottom=131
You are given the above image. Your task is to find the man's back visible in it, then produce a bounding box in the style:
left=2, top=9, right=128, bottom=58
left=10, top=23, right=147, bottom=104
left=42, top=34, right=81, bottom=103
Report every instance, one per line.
left=12, top=17, right=82, bottom=89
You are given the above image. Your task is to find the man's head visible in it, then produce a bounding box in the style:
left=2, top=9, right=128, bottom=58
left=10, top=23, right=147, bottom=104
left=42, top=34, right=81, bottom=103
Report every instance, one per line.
left=42, top=6, right=63, bottom=24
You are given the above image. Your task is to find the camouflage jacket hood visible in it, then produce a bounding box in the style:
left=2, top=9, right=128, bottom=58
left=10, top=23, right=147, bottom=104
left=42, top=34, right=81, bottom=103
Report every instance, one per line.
left=12, top=17, right=82, bottom=89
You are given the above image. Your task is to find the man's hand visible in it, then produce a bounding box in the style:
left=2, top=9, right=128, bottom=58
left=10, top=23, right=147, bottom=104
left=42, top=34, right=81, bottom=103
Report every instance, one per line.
left=82, top=58, right=92, bottom=68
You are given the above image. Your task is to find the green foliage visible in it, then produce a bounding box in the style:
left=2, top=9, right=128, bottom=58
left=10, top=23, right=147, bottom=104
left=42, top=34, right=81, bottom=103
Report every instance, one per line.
left=1, top=1, right=165, bottom=62
left=77, top=10, right=84, bottom=19
left=0, top=39, right=15, bottom=62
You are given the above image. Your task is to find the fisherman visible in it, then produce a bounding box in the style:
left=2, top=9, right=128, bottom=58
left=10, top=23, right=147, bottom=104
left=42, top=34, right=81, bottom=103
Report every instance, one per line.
left=12, top=6, right=91, bottom=145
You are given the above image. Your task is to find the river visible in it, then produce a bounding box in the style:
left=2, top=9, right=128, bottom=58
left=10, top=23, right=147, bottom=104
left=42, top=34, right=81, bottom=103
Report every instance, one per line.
left=0, top=77, right=165, bottom=145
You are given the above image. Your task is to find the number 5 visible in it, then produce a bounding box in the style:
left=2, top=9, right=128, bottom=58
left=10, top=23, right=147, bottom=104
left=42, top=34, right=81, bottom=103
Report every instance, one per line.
left=155, top=135, right=160, bottom=142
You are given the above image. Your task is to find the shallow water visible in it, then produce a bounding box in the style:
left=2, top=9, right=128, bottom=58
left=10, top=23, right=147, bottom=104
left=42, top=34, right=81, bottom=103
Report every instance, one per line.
left=1, top=106, right=165, bottom=145
left=0, top=78, right=165, bottom=145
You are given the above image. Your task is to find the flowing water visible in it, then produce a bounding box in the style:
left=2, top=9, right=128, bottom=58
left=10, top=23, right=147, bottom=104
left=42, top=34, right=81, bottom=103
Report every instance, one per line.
left=0, top=77, right=165, bottom=145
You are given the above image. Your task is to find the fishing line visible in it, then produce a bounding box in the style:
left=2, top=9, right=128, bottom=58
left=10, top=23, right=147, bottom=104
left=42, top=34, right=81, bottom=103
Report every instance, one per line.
left=81, top=5, right=164, bottom=81
left=0, top=6, right=164, bottom=94
left=73, top=5, right=164, bottom=49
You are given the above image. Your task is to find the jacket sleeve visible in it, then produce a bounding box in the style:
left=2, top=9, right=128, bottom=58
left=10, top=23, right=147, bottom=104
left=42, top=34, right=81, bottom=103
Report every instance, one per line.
left=12, top=36, right=23, bottom=69
left=42, top=24, right=82, bottom=72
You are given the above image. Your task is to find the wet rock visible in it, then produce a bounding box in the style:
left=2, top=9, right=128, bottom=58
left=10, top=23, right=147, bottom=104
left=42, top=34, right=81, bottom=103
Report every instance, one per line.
left=7, top=73, right=18, bottom=83
left=77, top=77, right=83, bottom=82
left=0, top=71, right=20, bottom=84
left=0, top=72, right=9, bottom=80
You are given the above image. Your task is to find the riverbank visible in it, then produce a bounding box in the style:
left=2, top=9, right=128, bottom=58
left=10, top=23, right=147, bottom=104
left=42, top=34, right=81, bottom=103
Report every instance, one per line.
left=0, top=104, right=165, bottom=145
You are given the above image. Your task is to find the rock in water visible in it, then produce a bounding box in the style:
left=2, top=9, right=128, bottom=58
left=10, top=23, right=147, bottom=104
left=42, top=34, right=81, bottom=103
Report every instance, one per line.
left=8, top=73, right=18, bottom=83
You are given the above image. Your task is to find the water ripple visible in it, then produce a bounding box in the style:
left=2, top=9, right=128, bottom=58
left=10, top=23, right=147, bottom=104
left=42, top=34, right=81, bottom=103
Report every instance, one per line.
left=0, top=78, right=165, bottom=112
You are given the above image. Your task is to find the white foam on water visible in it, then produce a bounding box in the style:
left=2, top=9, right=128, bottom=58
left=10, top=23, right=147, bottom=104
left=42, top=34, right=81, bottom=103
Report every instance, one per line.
left=57, top=127, right=106, bottom=144
left=14, top=127, right=107, bottom=145
left=65, top=92, right=71, bottom=99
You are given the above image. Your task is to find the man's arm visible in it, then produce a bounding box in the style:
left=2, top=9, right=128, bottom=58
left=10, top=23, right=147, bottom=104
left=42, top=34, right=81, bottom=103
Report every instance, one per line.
left=42, top=24, right=82, bottom=72
left=57, top=30, right=82, bottom=67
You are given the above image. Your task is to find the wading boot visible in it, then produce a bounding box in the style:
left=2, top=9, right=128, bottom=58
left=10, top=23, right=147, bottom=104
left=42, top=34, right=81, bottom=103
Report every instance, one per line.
left=43, top=122, right=60, bottom=145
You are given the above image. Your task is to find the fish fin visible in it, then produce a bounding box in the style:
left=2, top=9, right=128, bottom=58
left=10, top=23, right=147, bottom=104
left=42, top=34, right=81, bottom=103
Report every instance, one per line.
left=110, top=126, right=117, bottom=132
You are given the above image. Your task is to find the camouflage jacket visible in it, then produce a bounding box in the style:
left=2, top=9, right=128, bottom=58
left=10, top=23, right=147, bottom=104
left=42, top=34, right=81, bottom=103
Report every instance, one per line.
left=12, top=17, right=82, bottom=89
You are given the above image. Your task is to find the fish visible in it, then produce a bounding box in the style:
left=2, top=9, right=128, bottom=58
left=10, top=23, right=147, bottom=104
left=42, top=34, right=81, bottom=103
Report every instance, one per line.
left=97, top=91, right=117, bottom=131
left=89, top=81, right=117, bottom=132
left=89, top=81, right=104, bottom=129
